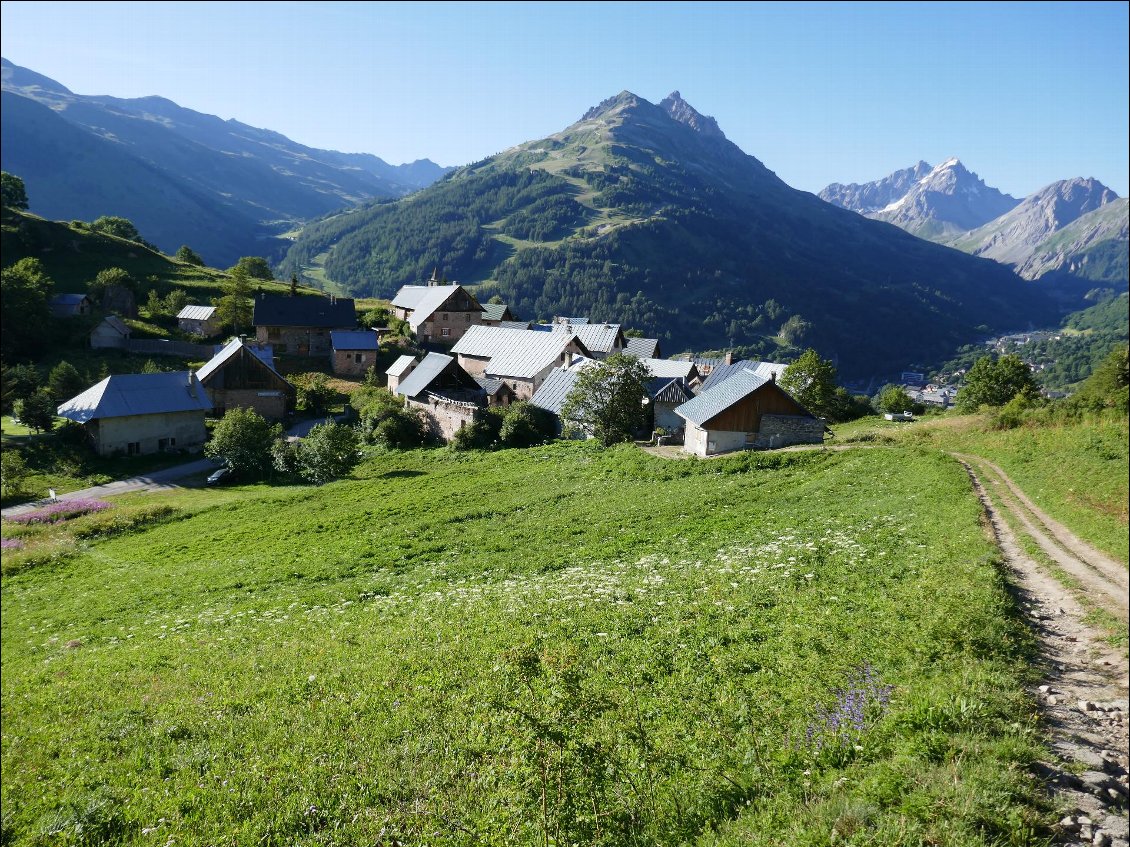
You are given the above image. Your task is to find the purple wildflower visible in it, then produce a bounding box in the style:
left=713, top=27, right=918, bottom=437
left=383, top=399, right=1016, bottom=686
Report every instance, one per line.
left=1, top=538, right=25, bottom=550
left=4, top=498, right=113, bottom=525
left=798, top=663, right=894, bottom=754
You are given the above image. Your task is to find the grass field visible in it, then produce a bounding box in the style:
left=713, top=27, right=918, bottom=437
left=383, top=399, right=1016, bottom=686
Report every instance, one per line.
left=837, top=411, right=1129, bottom=565
left=1, top=443, right=1051, bottom=845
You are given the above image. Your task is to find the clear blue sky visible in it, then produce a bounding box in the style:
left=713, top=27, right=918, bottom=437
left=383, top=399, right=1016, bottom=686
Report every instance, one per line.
left=2, top=1, right=1127, bottom=197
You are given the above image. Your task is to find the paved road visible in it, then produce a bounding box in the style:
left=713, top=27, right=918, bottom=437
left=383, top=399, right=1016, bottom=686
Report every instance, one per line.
left=1, top=457, right=221, bottom=520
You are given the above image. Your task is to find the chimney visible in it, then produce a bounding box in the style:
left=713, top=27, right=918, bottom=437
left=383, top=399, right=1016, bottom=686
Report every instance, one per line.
left=724, top=351, right=733, bottom=366
left=770, top=371, right=777, bottom=383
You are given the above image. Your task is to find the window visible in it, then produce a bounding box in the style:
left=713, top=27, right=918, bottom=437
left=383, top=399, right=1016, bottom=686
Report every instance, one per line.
left=441, top=327, right=451, bottom=338
left=267, top=328, right=281, bottom=341
left=127, top=442, right=141, bottom=456
left=354, top=353, right=363, bottom=363
left=442, top=313, right=449, bottom=321
left=465, top=314, right=471, bottom=323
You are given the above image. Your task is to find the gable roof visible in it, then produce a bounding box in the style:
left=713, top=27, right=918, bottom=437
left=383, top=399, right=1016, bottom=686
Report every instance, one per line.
left=642, top=358, right=697, bottom=380
left=50, top=293, right=91, bottom=306
left=650, top=377, right=695, bottom=405
left=386, top=355, right=418, bottom=378
left=624, top=337, right=660, bottom=359
left=252, top=295, right=356, bottom=328
left=390, top=284, right=483, bottom=330
left=499, top=320, right=532, bottom=331
left=94, top=315, right=131, bottom=337
left=474, top=376, right=514, bottom=397
left=57, top=371, right=212, bottom=423
left=480, top=303, right=513, bottom=322
left=330, top=330, right=380, bottom=351
left=529, top=367, right=582, bottom=415
left=454, top=326, right=593, bottom=379
left=700, top=359, right=789, bottom=392
left=674, top=369, right=771, bottom=427
left=177, top=304, right=217, bottom=321
left=197, top=337, right=288, bottom=385
left=543, top=321, right=624, bottom=355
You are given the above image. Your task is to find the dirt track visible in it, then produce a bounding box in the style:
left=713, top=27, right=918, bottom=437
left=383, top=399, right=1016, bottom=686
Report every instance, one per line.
left=956, top=455, right=1128, bottom=847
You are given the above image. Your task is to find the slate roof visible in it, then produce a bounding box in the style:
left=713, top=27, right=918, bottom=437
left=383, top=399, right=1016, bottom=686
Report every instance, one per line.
left=390, top=284, right=482, bottom=331
left=197, top=337, right=287, bottom=384
left=480, top=303, right=512, bottom=322
left=642, top=358, right=697, bottom=380
left=252, top=295, right=356, bottom=328
left=624, top=337, right=660, bottom=359
left=394, top=352, right=455, bottom=398
left=386, top=355, right=418, bottom=378
left=330, top=330, right=380, bottom=351
left=50, top=293, right=91, bottom=306
left=475, top=376, right=511, bottom=397
left=674, top=369, right=771, bottom=427
left=57, top=371, right=212, bottom=424
left=529, top=367, right=582, bottom=415
left=177, top=304, right=217, bottom=321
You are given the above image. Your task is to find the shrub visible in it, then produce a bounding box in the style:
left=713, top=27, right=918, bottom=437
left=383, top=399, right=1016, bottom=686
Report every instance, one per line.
left=373, top=409, right=430, bottom=450
left=499, top=402, right=557, bottom=448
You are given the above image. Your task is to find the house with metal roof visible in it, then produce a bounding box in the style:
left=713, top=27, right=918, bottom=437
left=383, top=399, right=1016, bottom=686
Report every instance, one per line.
left=624, top=336, right=662, bottom=359
left=674, top=368, right=823, bottom=456
left=390, top=273, right=485, bottom=345
left=50, top=293, right=93, bottom=318
left=649, top=377, right=696, bottom=432
left=385, top=355, right=418, bottom=394
left=177, top=304, right=222, bottom=337
left=196, top=337, right=295, bottom=420
left=330, top=330, right=380, bottom=376
left=451, top=326, right=592, bottom=400
left=699, top=358, right=789, bottom=393
left=252, top=294, right=356, bottom=356
left=641, top=358, right=701, bottom=391
left=56, top=371, right=213, bottom=456
left=474, top=376, right=517, bottom=408
left=480, top=302, right=516, bottom=325
left=535, top=320, right=626, bottom=360
left=393, top=352, right=486, bottom=442
left=90, top=315, right=131, bottom=349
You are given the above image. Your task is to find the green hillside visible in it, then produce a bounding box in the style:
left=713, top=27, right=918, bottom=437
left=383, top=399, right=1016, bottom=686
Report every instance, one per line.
left=280, top=92, right=1056, bottom=378
left=1, top=443, right=1053, bottom=844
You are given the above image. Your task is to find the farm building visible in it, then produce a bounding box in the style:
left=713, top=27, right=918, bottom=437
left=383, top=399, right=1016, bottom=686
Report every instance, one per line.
left=674, top=369, right=824, bottom=456
left=253, top=294, right=356, bottom=356
left=390, top=274, right=485, bottom=345
left=480, top=302, right=516, bottom=326
left=56, top=371, right=213, bottom=457
left=90, top=315, right=131, bottom=349
left=385, top=355, right=418, bottom=394
left=330, top=330, right=380, bottom=376
left=393, top=352, right=485, bottom=442
left=196, top=337, right=295, bottom=420
left=177, top=305, right=222, bottom=337
left=49, top=293, right=93, bottom=318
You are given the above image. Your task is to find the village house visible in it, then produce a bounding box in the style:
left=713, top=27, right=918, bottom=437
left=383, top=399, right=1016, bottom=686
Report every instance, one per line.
left=451, top=325, right=593, bottom=400
left=393, top=352, right=486, bottom=442
left=480, top=302, right=516, bottom=326
left=330, top=330, right=380, bottom=376
left=698, top=357, right=789, bottom=392
left=624, top=336, right=662, bottom=359
left=642, top=358, right=702, bottom=393
left=537, top=318, right=626, bottom=360
left=674, top=368, right=824, bottom=456
left=90, top=315, right=131, bottom=349
left=385, top=354, right=418, bottom=394
left=253, top=294, right=356, bottom=356
left=49, top=293, right=93, bottom=318
left=529, top=366, right=584, bottom=434
left=390, top=273, right=485, bottom=345
left=196, top=337, right=295, bottom=420
left=649, top=377, right=696, bottom=433
left=474, top=377, right=517, bottom=408
left=56, top=371, right=213, bottom=457
left=177, top=304, right=222, bottom=337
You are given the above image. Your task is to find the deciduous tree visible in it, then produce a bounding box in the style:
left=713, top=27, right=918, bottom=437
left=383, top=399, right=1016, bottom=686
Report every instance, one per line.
left=204, top=407, right=282, bottom=478
left=561, top=354, right=651, bottom=446
left=778, top=349, right=840, bottom=420
left=174, top=245, right=205, bottom=266
left=1, top=172, right=29, bottom=210
left=1, top=258, right=53, bottom=359
left=230, top=256, right=274, bottom=281
left=956, top=355, right=1038, bottom=411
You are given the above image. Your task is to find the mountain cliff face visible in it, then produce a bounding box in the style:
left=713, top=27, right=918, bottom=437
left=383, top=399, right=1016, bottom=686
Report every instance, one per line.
left=819, top=161, right=933, bottom=214
left=0, top=58, right=449, bottom=266
left=280, top=90, right=1055, bottom=377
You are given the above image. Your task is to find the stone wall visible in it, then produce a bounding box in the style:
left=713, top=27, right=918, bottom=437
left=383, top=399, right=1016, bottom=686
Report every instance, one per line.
left=94, top=411, right=207, bottom=456
left=751, top=414, right=824, bottom=449
left=257, top=327, right=335, bottom=356
left=333, top=349, right=376, bottom=376
left=407, top=393, right=480, bottom=443
left=209, top=388, right=289, bottom=421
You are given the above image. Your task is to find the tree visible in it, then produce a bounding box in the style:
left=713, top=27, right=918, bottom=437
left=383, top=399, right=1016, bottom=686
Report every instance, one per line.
left=164, top=288, right=189, bottom=316
left=47, top=362, right=86, bottom=404
left=499, top=402, right=556, bottom=448
left=295, top=422, right=360, bottom=484
left=292, top=372, right=336, bottom=415
left=90, top=267, right=137, bottom=299
left=956, top=355, right=1038, bottom=412
left=1, top=258, right=53, bottom=359
left=289, top=273, right=299, bottom=296
left=876, top=384, right=920, bottom=415
left=561, top=354, right=652, bottom=447
left=174, top=245, right=205, bottom=266
left=89, top=216, right=143, bottom=242
left=230, top=256, right=274, bottom=281
left=15, top=389, right=57, bottom=433
left=1, top=172, right=29, bottom=210
left=778, top=349, right=841, bottom=420
left=204, top=407, right=282, bottom=478
left=1, top=451, right=30, bottom=499
left=1071, top=344, right=1129, bottom=412
left=214, top=267, right=253, bottom=334
left=4, top=363, right=42, bottom=407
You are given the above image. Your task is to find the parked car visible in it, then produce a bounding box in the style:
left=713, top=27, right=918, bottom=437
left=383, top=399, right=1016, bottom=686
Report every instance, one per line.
left=205, top=466, right=236, bottom=486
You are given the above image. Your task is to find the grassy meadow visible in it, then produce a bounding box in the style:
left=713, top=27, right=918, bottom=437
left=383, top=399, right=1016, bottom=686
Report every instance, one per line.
left=1, top=443, right=1050, bottom=845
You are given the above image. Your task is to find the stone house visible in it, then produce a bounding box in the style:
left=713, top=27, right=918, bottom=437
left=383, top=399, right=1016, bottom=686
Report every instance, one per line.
left=649, top=377, right=695, bottom=433
left=177, top=305, right=222, bottom=337
left=674, top=368, right=824, bottom=456
left=537, top=320, right=626, bottom=361
left=393, top=352, right=486, bottom=442
left=56, top=371, right=213, bottom=456
left=480, top=302, right=516, bottom=326
left=390, top=274, right=485, bottom=345
left=385, top=354, right=418, bottom=393
left=330, top=330, right=380, bottom=376
left=49, top=293, right=93, bottom=318
left=451, top=326, right=592, bottom=400
left=253, top=294, right=356, bottom=356
left=90, top=315, right=131, bottom=349
left=196, top=337, right=295, bottom=420
left=624, top=336, right=662, bottom=359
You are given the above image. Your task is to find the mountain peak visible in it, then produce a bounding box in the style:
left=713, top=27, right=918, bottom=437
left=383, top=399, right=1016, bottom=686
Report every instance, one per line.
left=1, top=57, right=72, bottom=95
left=659, top=90, right=726, bottom=139
left=579, top=90, right=644, bottom=122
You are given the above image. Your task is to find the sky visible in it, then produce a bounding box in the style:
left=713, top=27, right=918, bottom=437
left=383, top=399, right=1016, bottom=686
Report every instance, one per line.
left=2, top=1, right=1127, bottom=197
